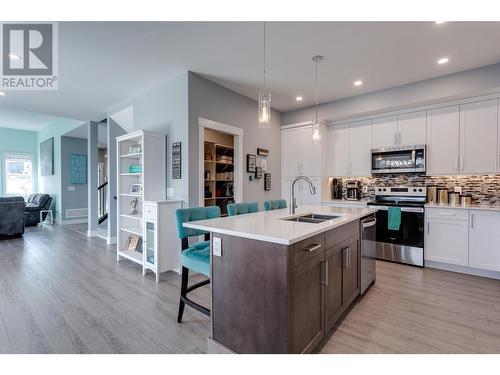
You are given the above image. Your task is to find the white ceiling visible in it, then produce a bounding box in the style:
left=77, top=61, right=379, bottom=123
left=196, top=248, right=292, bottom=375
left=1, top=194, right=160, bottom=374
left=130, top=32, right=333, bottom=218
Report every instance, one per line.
left=1, top=21, right=500, bottom=121
left=0, top=106, right=71, bottom=131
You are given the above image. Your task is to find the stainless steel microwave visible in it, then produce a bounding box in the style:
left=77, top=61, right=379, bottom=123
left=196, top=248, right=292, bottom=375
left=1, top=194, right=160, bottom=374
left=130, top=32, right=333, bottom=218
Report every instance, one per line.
left=371, top=145, right=426, bottom=174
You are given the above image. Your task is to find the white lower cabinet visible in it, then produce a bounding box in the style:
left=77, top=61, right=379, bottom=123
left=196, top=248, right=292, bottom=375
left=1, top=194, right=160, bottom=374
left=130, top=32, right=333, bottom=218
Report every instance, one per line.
left=468, top=210, right=500, bottom=272
left=143, top=200, right=183, bottom=282
left=425, top=216, right=469, bottom=266
left=425, top=207, right=500, bottom=278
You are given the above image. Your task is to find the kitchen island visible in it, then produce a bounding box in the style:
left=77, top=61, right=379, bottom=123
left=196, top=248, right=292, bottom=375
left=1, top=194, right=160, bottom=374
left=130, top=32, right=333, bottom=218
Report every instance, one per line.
left=184, top=205, right=378, bottom=354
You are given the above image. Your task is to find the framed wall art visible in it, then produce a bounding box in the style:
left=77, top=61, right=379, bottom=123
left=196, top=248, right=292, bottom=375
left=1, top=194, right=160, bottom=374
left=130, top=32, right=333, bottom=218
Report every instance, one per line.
left=257, top=148, right=269, bottom=157
left=255, top=166, right=263, bottom=179
left=69, top=154, right=87, bottom=184
left=172, top=142, right=182, bottom=179
left=264, top=173, right=271, bottom=191
left=247, top=154, right=256, bottom=173
left=40, top=137, right=54, bottom=176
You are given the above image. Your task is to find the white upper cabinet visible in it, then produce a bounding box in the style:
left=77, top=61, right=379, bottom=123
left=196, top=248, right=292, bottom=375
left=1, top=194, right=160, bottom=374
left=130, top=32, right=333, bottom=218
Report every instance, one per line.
left=349, top=119, right=372, bottom=176
left=459, top=99, right=498, bottom=174
left=282, top=125, right=323, bottom=178
left=282, top=127, right=303, bottom=177
left=468, top=210, right=500, bottom=272
left=426, top=106, right=460, bottom=175
left=327, top=124, right=349, bottom=176
left=397, top=111, right=426, bottom=145
left=372, top=115, right=398, bottom=149
left=301, top=126, right=322, bottom=176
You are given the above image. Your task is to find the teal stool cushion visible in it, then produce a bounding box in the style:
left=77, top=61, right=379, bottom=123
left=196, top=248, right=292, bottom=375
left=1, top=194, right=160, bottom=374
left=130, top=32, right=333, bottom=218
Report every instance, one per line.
left=180, top=240, right=211, bottom=277
left=176, top=206, right=221, bottom=239
left=264, top=199, right=287, bottom=211
left=227, top=202, right=259, bottom=216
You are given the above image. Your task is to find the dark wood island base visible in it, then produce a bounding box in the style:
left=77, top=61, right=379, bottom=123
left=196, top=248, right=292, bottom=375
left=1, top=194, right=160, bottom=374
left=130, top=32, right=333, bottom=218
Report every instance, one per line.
left=208, top=219, right=367, bottom=354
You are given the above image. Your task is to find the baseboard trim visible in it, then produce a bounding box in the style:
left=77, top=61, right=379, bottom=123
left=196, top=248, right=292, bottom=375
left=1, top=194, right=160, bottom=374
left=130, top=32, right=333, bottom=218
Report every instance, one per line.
left=60, top=218, right=88, bottom=225
left=425, top=260, right=500, bottom=280
left=107, top=236, right=117, bottom=245
left=87, top=230, right=98, bottom=237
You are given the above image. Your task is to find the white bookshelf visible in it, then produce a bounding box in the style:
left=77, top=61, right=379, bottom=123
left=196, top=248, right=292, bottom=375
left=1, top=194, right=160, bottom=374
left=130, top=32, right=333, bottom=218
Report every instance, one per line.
left=116, top=130, right=167, bottom=270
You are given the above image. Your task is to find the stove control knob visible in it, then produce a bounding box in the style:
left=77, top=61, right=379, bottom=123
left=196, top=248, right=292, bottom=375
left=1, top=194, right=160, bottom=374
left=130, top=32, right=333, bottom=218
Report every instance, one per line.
left=383, top=188, right=386, bottom=192
left=413, top=188, right=417, bottom=192
left=418, top=188, right=423, bottom=192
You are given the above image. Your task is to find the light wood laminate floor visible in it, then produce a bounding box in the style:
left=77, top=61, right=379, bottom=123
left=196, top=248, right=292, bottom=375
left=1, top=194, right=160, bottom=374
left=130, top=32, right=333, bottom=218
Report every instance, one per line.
left=1, top=226, right=499, bottom=353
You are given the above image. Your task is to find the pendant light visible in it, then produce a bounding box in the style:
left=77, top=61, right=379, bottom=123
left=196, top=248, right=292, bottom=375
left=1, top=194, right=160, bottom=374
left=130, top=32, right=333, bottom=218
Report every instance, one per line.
left=311, top=55, right=323, bottom=143
left=258, top=22, right=271, bottom=128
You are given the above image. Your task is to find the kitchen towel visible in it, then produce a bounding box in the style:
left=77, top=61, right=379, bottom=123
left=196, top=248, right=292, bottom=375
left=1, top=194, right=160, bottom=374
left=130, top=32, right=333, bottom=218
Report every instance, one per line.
left=388, top=207, right=402, bottom=231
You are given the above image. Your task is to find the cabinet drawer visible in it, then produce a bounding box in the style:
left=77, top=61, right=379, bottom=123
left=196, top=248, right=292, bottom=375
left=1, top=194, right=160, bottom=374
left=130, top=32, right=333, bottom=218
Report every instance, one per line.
left=144, top=205, right=157, bottom=220
left=325, top=220, right=358, bottom=249
left=426, top=208, right=468, bottom=221
left=293, top=233, right=325, bottom=267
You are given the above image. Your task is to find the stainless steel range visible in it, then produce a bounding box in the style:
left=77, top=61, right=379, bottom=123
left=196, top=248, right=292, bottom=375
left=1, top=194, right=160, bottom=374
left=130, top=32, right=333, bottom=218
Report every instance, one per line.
left=367, top=186, right=426, bottom=267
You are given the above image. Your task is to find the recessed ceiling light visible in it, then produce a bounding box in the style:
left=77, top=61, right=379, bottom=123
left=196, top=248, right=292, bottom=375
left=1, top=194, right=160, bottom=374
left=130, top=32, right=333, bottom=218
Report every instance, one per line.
left=438, top=57, right=449, bottom=65
left=435, top=21, right=447, bottom=24
left=0, top=92, right=6, bottom=96
left=9, top=54, right=21, bottom=60
left=354, top=80, right=363, bottom=86
left=295, top=96, right=303, bottom=101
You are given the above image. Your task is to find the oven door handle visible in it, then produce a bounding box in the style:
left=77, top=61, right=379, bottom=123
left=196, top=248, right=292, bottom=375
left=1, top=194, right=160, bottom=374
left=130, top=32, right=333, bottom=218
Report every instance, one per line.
left=401, top=207, right=424, bottom=213
left=371, top=205, right=424, bottom=213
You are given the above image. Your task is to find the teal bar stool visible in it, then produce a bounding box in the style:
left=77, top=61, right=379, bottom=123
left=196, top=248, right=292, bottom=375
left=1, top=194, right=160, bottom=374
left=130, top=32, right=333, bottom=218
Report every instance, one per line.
left=264, top=199, right=287, bottom=211
left=227, top=202, right=259, bottom=216
left=175, top=206, right=221, bottom=323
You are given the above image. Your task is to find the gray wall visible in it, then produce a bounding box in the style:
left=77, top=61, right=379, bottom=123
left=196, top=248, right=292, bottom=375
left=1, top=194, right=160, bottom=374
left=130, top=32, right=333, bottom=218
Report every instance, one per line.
left=107, top=72, right=189, bottom=205
left=60, top=136, right=88, bottom=221
left=188, top=72, right=282, bottom=208
left=283, top=62, right=500, bottom=125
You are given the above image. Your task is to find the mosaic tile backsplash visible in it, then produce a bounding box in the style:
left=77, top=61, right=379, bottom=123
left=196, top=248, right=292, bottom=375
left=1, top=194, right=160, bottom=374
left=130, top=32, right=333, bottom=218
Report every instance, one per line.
left=333, top=174, right=500, bottom=204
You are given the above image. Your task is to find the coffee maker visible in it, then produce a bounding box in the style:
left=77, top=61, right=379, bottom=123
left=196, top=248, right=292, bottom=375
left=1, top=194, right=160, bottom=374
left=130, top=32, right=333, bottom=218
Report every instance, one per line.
left=346, top=180, right=360, bottom=201
left=331, top=178, right=342, bottom=200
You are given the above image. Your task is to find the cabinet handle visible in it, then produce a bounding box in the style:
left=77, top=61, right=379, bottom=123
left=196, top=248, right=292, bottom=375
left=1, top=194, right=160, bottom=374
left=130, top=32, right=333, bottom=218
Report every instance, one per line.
left=471, top=214, right=474, bottom=229
left=321, top=260, right=329, bottom=286
left=342, top=246, right=351, bottom=269
left=427, top=222, right=430, bottom=235
left=303, top=243, right=322, bottom=253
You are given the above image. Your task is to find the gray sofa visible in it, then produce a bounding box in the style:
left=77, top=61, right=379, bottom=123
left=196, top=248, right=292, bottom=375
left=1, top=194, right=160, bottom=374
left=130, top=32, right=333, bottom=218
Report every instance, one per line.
left=0, top=196, right=25, bottom=238
left=25, top=194, right=52, bottom=226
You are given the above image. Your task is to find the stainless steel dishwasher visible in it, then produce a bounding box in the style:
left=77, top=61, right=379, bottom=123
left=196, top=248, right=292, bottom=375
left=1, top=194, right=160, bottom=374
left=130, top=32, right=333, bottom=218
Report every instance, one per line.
left=360, top=215, right=377, bottom=294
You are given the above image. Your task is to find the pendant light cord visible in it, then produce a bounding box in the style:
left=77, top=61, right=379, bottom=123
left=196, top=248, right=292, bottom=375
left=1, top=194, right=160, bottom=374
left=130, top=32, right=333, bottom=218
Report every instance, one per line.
left=263, top=22, right=266, bottom=91
left=315, top=57, right=318, bottom=122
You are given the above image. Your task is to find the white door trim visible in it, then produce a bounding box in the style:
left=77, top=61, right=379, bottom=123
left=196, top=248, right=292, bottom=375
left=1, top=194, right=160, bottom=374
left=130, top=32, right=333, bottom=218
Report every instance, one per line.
left=198, top=117, right=244, bottom=207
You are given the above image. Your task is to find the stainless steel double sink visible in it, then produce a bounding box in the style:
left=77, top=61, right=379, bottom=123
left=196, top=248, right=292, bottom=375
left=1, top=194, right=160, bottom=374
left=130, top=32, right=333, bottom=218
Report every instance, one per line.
left=281, top=213, right=341, bottom=224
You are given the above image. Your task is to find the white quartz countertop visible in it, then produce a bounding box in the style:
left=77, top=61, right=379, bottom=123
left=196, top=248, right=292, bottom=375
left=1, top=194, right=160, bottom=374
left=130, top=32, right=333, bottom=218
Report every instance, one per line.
left=425, top=203, right=500, bottom=212
left=183, top=205, right=378, bottom=245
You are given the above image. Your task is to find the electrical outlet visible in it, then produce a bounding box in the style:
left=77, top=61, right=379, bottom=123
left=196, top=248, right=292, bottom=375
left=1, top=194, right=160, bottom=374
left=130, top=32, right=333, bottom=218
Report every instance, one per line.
left=213, top=237, right=222, bottom=257
left=167, top=187, right=174, bottom=197
left=68, top=186, right=75, bottom=192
